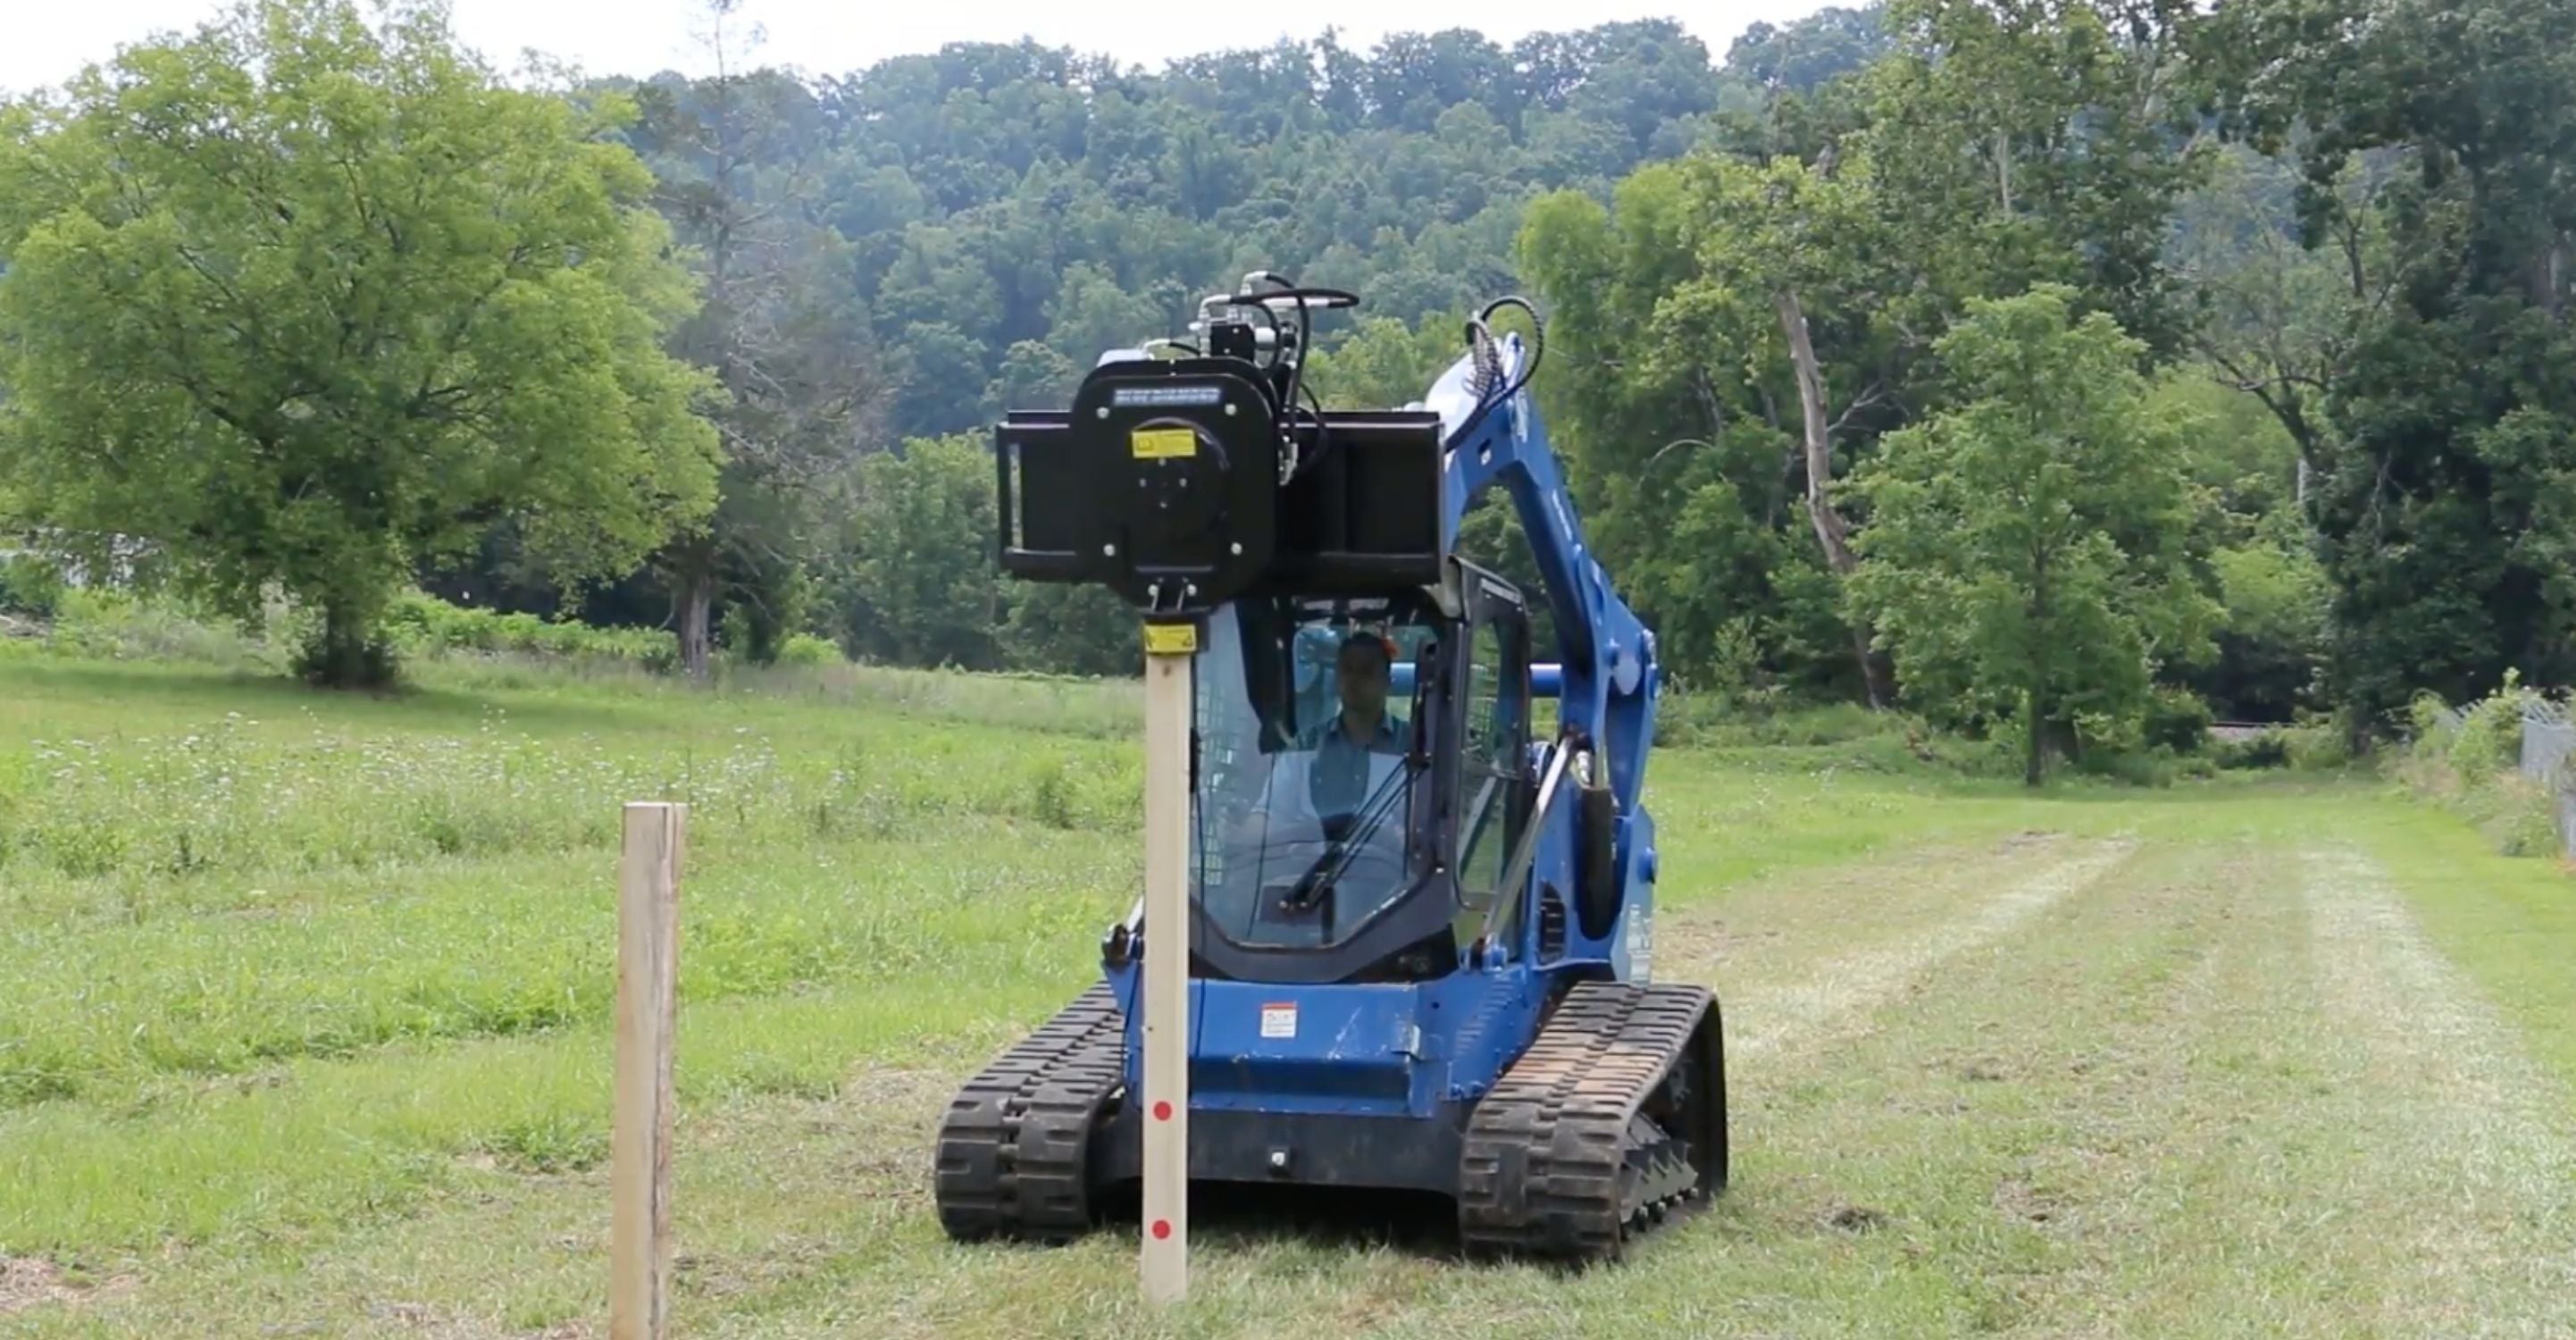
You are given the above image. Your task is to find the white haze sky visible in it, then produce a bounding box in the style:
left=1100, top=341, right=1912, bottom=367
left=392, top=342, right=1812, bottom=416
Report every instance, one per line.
left=4, top=0, right=1836, bottom=95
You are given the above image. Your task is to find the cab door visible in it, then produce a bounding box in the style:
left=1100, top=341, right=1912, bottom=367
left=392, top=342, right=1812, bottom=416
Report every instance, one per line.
left=1448, top=564, right=1532, bottom=951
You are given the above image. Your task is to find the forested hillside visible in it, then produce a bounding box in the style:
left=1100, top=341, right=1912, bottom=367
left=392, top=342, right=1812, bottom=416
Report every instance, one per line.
left=3, top=0, right=2572, bottom=781
left=558, top=8, right=1893, bottom=678
left=690, top=12, right=1900, bottom=434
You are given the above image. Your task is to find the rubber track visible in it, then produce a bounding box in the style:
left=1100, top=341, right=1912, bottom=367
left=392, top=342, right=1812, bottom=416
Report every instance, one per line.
left=1457, top=980, right=1716, bottom=1260
left=933, top=984, right=1127, bottom=1243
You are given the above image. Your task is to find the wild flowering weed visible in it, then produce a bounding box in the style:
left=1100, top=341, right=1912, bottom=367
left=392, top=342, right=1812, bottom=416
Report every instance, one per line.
left=0, top=691, right=1143, bottom=1105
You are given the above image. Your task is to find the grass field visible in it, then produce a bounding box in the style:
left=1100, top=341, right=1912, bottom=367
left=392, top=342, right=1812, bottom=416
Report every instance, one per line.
left=4, top=646, right=2574, bottom=1336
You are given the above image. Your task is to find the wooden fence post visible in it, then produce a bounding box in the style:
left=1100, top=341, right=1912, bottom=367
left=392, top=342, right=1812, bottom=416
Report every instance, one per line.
left=612, top=801, right=685, bottom=1340
left=1140, top=625, right=1193, bottom=1304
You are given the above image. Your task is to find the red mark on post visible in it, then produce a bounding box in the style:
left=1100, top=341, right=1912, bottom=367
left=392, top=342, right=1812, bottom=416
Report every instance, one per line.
left=1151, top=1219, right=1172, bottom=1241
left=1152, top=1100, right=1173, bottom=1121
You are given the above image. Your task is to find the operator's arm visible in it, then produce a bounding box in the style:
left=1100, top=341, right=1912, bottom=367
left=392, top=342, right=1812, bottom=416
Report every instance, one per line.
left=1222, top=750, right=1319, bottom=845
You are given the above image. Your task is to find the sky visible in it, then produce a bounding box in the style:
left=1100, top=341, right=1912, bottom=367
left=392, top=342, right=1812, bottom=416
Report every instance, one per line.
left=3, top=0, right=1836, bottom=95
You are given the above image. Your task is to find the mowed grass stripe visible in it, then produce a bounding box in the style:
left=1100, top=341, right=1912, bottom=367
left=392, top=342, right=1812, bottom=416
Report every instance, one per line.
left=2355, top=803, right=2576, bottom=1097
left=2295, top=846, right=2576, bottom=1336
left=1643, top=769, right=2078, bottom=909
left=1906, top=839, right=2576, bottom=1339
left=1977, top=838, right=2405, bottom=1336
left=1657, top=829, right=2099, bottom=989
left=1305, top=833, right=2254, bottom=1338
left=1707, top=835, right=2137, bottom=1059
left=1353, top=831, right=2576, bottom=1340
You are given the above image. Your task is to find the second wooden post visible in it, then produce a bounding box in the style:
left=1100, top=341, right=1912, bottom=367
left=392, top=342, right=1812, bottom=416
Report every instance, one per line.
left=612, top=801, right=685, bottom=1340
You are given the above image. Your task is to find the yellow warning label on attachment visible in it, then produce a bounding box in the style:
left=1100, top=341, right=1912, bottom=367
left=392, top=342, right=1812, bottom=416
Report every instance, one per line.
left=1142, top=622, right=1198, bottom=656
left=1130, top=427, right=1196, bottom=459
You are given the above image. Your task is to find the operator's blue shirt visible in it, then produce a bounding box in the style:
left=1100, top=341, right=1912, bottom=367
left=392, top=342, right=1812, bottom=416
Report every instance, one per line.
left=1301, top=712, right=1405, bottom=820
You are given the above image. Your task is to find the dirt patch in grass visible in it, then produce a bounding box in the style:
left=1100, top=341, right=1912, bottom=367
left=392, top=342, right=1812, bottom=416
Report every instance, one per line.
left=0, top=1255, right=133, bottom=1318
left=1823, top=1204, right=1888, bottom=1233
left=1990, top=1176, right=2066, bottom=1227
left=1993, top=828, right=2062, bottom=851
left=824, top=1066, right=964, bottom=1210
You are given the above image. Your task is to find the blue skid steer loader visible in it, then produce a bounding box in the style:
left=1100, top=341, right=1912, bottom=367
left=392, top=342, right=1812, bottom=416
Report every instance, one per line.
left=933, top=273, right=1727, bottom=1261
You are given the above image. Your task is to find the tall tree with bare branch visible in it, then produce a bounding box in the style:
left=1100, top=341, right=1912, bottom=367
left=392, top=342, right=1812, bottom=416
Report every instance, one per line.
left=629, top=0, right=886, bottom=677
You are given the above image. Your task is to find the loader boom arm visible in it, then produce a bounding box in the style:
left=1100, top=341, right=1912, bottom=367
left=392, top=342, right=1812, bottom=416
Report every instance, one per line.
left=1426, top=332, right=1659, bottom=820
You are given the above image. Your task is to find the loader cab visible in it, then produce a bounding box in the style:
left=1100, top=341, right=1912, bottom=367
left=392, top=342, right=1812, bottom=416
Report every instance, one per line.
left=1178, top=565, right=1532, bottom=985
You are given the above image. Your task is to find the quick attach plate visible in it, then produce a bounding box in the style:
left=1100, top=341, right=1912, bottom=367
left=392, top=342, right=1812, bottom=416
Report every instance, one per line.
left=997, top=359, right=1276, bottom=617
left=996, top=359, right=1447, bottom=616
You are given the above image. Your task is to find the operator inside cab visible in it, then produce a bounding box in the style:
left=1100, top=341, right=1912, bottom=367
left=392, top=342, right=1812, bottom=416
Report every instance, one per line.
left=1301, top=631, right=1408, bottom=837
left=1194, top=603, right=1434, bottom=949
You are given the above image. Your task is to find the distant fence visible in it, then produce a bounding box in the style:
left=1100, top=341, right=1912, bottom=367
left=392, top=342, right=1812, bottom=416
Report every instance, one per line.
left=2521, top=699, right=2576, bottom=783
left=2421, top=695, right=2576, bottom=857
left=1, top=531, right=153, bottom=589
left=2515, top=700, right=2576, bottom=855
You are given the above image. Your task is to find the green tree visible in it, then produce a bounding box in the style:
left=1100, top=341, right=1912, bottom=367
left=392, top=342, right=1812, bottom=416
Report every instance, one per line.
left=1515, top=0, right=2207, bottom=707
left=0, top=0, right=719, bottom=684
left=1045, top=263, right=1167, bottom=366
left=838, top=435, right=1003, bottom=668
left=623, top=4, right=885, bottom=677
left=1304, top=312, right=1464, bottom=410
left=983, top=339, right=1081, bottom=419
left=801, top=22, right=1769, bottom=445
left=999, top=583, right=1134, bottom=676
left=1516, top=168, right=1819, bottom=692
left=1859, top=0, right=2209, bottom=358
left=1850, top=288, right=2220, bottom=784
left=2170, top=146, right=2395, bottom=482
left=1655, top=151, right=1916, bottom=707
left=2203, top=0, right=2576, bottom=725
left=1725, top=6, right=1890, bottom=96
left=2205, top=516, right=2330, bottom=720
left=2149, top=370, right=2323, bottom=720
